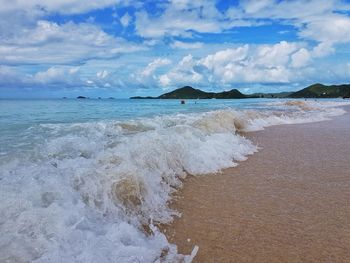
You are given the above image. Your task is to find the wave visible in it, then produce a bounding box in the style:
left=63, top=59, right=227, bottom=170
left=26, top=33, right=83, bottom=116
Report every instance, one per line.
left=0, top=100, right=348, bottom=262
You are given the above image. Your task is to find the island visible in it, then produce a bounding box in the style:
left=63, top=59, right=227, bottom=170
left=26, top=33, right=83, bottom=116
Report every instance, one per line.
left=130, top=86, right=257, bottom=99
left=130, top=84, right=350, bottom=99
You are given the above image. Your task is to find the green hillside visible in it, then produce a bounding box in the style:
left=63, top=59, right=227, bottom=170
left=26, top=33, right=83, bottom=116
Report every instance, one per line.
left=250, top=92, right=293, bottom=98
left=130, top=84, right=350, bottom=100
left=158, top=86, right=210, bottom=99
left=289, top=84, right=350, bottom=98
left=131, top=86, right=253, bottom=99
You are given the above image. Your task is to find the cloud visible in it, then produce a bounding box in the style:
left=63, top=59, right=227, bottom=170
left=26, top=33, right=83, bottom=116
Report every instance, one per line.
left=126, top=58, right=173, bottom=88
left=120, top=13, right=132, bottom=27
left=0, top=65, right=85, bottom=89
left=1, top=0, right=350, bottom=96
left=170, top=41, right=204, bottom=49
left=34, top=66, right=81, bottom=85
left=254, top=41, right=298, bottom=68
left=238, top=0, right=337, bottom=20
left=158, top=54, right=204, bottom=87
left=0, top=20, right=144, bottom=65
left=240, top=0, right=275, bottom=14
left=311, top=42, right=335, bottom=58
left=158, top=41, right=319, bottom=87
left=0, top=0, right=123, bottom=15
left=140, top=58, right=171, bottom=77
left=299, top=14, right=350, bottom=44
left=0, top=1, right=145, bottom=69
left=201, top=45, right=249, bottom=72
left=0, top=66, right=31, bottom=87
left=135, top=1, right=228, bottom=38
left=132, top=0, right=350, bottom=58
left=291, top=48, right=311, bottom=68
left=234, top=0, right=350, bottom=50
left=97, top=70, right=109, bottom=79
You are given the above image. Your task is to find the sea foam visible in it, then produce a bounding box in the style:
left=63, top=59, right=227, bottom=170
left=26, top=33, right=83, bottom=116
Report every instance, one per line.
left=0, top=100, right=348, bottom=262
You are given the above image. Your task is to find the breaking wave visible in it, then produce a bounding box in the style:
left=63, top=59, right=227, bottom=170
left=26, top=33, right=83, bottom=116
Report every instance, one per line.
left=0, top=100, right=348, bottom=262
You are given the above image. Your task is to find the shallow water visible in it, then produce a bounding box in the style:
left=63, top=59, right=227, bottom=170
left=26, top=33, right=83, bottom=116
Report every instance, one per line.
left=0, top=98, right=349, bottom=262
left=165, top=110, right=350, bottom=262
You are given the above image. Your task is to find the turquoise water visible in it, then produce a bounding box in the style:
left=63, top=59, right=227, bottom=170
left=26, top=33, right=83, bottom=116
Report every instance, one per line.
left=0, top=98, right=268, bottom=154
left=1, top=98, right=349, bottom=262
left=0, top=98, right=271, bottom=125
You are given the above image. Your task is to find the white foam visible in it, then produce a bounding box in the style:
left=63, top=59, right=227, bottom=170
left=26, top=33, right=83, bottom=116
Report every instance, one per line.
left=0, top=100, right=348, bottom=262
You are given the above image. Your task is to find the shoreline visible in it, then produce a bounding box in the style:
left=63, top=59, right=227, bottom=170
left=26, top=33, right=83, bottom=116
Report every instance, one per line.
left=163, top=106, right=350, bottom=262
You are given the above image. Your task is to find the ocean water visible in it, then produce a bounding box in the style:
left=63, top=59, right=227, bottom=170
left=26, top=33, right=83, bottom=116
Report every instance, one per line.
left=0, top=98, right=349, bottom=262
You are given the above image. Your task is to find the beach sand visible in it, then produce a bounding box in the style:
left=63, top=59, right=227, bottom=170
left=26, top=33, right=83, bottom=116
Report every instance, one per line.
left=164, top=106, right=350, bottom=262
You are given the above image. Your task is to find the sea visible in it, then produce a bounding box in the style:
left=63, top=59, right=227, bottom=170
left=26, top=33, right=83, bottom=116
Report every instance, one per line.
left=1, top=98, right=349, bottom=262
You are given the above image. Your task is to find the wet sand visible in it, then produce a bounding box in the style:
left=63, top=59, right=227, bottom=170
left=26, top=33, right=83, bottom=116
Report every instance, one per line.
left=164, top=107, right=350, bottom=262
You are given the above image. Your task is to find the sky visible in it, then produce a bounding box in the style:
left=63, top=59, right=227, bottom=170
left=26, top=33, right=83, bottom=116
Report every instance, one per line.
left=0, top=0, right=350, bottom=98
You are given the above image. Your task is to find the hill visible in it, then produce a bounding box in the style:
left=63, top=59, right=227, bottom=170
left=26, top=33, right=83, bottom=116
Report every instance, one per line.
left=130, top=84, right=350, bottom=100
left=131, top=86, right=255, bottom=99
left=288, top=84, right=350, bottom=98
left=250, top=91, right=293, bottom=98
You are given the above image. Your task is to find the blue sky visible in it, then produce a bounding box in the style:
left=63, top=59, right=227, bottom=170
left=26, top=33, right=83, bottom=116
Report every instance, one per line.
left=0, top=0, right=350, bottom=98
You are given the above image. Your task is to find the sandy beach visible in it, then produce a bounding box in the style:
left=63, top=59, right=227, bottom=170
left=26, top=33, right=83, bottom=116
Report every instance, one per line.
left=164, top=106, right=350, bottom=263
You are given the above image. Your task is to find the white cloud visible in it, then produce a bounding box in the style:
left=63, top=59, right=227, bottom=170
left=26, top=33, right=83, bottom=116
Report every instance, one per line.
left=0, top=20, right=144, bottom=65
left=200, top=45, right=249, bottom=77
left=159, top=74, right=171, bottom=87
left=0, top=0, right=122, bottom=15
left=133, top=0, right=350, bottom=57
left=120, top=13, right=132, bottom=27
left=170, top=41, right=203, bottom=49
left=158, top=41, right=321, bottom=87
left=0, top=65, right=85, bottom=88
left=291, top=48, right=311, bottom=68
left=311, top=42, right=335, bottom=58
left=135, top=0, right=228, bottom=38
left=240, top=0, right=275, bottom=14
left=299, top=15, right=350, bottom=44
left=0, top=66, right=31, bottom=87
left=133, top=0, right=350, bottom=47
left=233, top=0, right=350, bottom=51
left=159, top=54, right=203, bottom=87
left=131, top=58, right=173, bottom=88
left=140, top=58, right=172, bottom=77
left=97, top=70, right=109, bottom=79
left=237, top=0, right=337, bottom=20
left=254, top=41, right=298, bottom=68
left=34, top=66, right=81, bottom=85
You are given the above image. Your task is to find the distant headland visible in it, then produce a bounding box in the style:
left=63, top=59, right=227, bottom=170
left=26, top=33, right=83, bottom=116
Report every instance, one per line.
left=74, top=96, right=115, bottom=99
left=130, top=86, right=253, bottom=99
left=130, top=84, right=350, bottom=99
